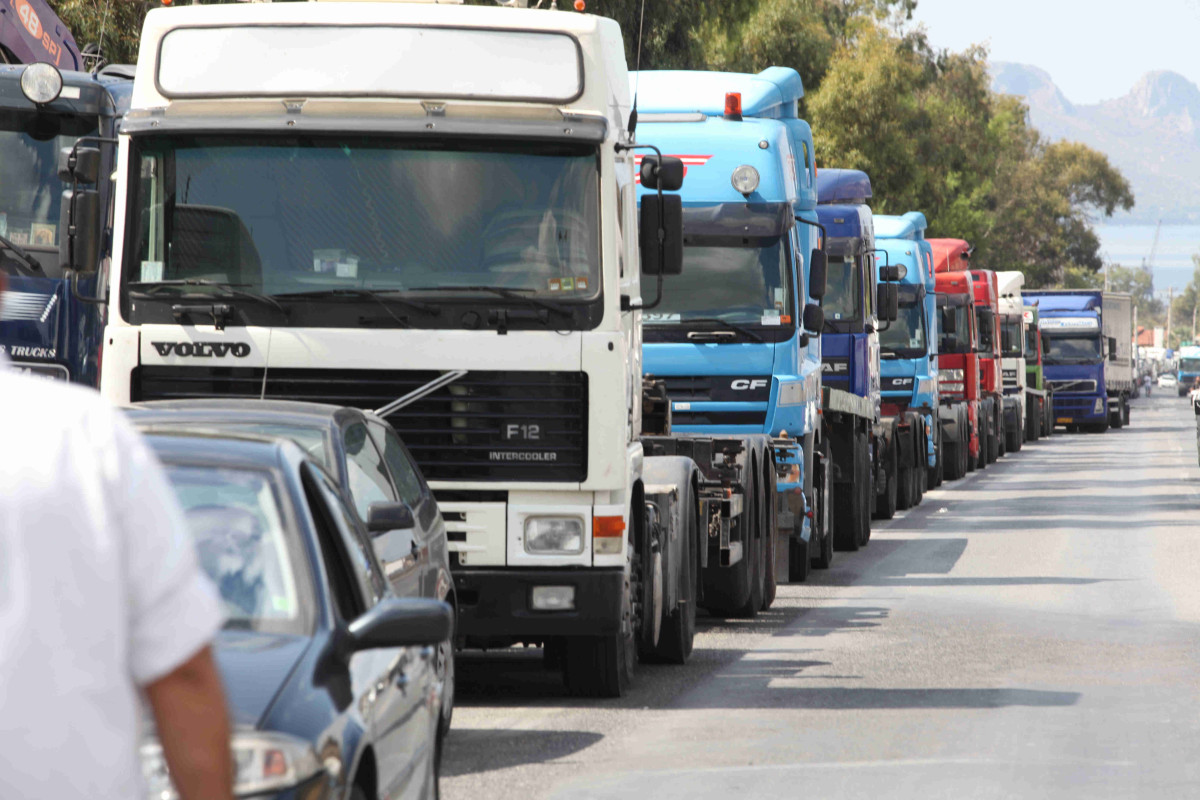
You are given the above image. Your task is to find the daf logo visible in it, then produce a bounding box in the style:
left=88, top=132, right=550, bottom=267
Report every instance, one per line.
left=822, top=362, right=849, bottom=373
left=152, top=341, right=251, bottom=358
left=731, top=379, right=768, bottom=391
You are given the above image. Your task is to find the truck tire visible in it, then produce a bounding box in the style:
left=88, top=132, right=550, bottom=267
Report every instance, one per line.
left=896, top=464, right=915, bottom=511
left=563, top=630, right=633, bottom=698
left=761, top=465, right=778, bottom=610
left=873, top=436, right=898, bottom=521
left=733, top=475, right=764, bottom=618
left=1028, top=404, right=1041, bottom=441
left=992, top=404, right=1004, bottom=461
left=1122, top=398, right=1130, bottom=426
left=835, top=430, right=869, bottom=550
left=1006, top=413, right=1022, bottom=452
left=809, top=438, right=834, bottom=570
left=1111, top=398, right=1125, bottom=429
left=930, top=427, right=944, bottom=488
left=654, top=477, right=698, bottom=664
left=943, top=440, right=962, bottom=481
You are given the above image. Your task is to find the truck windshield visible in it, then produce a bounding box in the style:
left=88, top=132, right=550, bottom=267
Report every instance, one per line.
left=1001, top=318, right=1023, bottom=357
left=823, top=255, right=860, bottom=322
left=124, top=134, right=600, bottom=304
left=975, top=307, right=995, bottom=352
left=0, top=110, right=98, bottom=253
left=880, top=297, right=926, bottom=357
left=1043, top=335, right=1101, bottom=363
left=646, top=238, right=794, bottom=330
left=1025, top=326, right=1039, bottom=359
left=1180, top=358, right=1200, bottom=373
left=937, top=299, right=974, bottom=354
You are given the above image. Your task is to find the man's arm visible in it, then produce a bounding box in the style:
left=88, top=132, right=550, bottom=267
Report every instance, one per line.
left=145, top=646, right=234, bottom=800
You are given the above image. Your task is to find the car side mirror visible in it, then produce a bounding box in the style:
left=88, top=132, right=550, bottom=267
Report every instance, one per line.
left=639, top=155, right=685, bottom=191
left=942, top=307, right=957, bottom=334
left=640, top=194, right=683, bottom=276
left=877, top=283, right=898, bottom=322
left=367, top=501, right=415, bottom=535
left=348, top=597, right=453, bottom=651
left=808, top=249, right=827, bottom=299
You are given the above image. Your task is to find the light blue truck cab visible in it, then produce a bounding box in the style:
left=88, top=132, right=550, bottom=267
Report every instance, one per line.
left=1024, top=290, right=1135, bottom=431
left=632, top=67, right=830, bottom=597
left=0, top=63, right=131, bottom=385
left=1176, top=344, right=1200, bottom=396
left=872, top=212, right=938, bottom=515
left=815, top=169, right=884, bottom=555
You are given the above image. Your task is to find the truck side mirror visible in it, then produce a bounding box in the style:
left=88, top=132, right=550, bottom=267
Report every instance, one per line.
left=879, top=265, right=901, bottom=282
left=1108, top=336, right=1118, bottom=361
left=59, top=187, right=101, bottom=273
left=640, top=155, right=685, bottom=192
left=808, top=249, right=827, bottom=300
left=799, top=302, right=823, bottom=347
left=942, top=307, right=957, bottom=334
left=640, top=195, right=683, bottom=276
left=877, top=283, right=898, bottom=322
left=58, top=145, right=101, bottom=185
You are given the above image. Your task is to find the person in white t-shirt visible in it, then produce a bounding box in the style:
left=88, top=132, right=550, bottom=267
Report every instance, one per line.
left=0, top=272, right=234, bottom=799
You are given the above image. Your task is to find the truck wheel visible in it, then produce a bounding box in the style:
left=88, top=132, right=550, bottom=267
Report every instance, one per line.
left=991, top=406, right=1004, bottom=462
left=761, top=466, right=777, bottom=610
left=1006, top=414, right=1022, bottom=452
left=930, top=428, right=944, bottom=488
left=1111, top=398, right=1125, bottom=429
left=943, top=441, right=962, bottom=481
left=873, top=437, right=898, bottom=521
left=1028, top=405, right=1040, bottom=441
left=1122, top=399, right=1130, bottom=426
left=563, top=629, right=633, bottom=698
left=835, top=430, right=868, bottom=550
left=855, top=431, right=872, bottom=546
left=733, top=477, right=764, bottom=618
left=896, top=464, right=914, bottom=511
left=810, top=438, right=834, bottom=570
left=654, top=478, right=698, bottom=664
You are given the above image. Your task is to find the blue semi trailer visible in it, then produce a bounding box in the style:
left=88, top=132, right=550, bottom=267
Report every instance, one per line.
left=0, top=62, right=131, bottom=385
left=815, top=169, right=890, bottom=553
left=633, top=67, right=834, bottom=602
left=872, top=212, right=939, bottom=514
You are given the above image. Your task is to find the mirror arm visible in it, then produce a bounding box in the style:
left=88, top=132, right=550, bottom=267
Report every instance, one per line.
left=69, top=268, right=107, bottom=306
left=617, top=142, right=669, bottom=310
left=793, top=214, right=827, bottom=250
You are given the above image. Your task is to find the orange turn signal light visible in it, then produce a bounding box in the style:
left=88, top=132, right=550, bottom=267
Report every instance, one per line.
left=593, top=515, right=625, bottom=538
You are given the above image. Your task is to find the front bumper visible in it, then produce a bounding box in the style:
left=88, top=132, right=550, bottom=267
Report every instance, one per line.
left=454, top=567, right=624, bottom=641
left=1052, top=394, right=1106, bottom=423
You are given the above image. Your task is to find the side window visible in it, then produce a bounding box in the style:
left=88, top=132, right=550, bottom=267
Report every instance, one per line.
left=342, top=422, right=396, bottom=519
left=302, top=466, right=367, bottom=621
left=864, top=252, right=875, bottom=316
left=309, top=467, right=385, bottom=611
left=368, top=422, right=424, bottom=508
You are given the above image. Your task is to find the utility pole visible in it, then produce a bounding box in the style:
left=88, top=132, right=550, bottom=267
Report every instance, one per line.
left=1167, top=286, right=1174, bottom=350
left=1192, top=303, right=1197, bottom=344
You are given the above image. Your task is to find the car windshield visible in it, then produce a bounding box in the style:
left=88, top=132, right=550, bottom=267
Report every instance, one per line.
left=124, top=134, right=600, bottom=299
left=0, top=111, right=98, bottom=253
left=166, top=464, right=313, bottom=636
left=645, top=239, right=793, bottom=326
left=823, top=255, right=860, bottom=322
left=1043, top=335, right=1101, bottom=363
left=881, top=298, right=926, bottom=356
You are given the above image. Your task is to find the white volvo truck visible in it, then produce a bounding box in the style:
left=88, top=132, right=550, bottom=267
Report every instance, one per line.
left=89, top=0, right=782, bottom=697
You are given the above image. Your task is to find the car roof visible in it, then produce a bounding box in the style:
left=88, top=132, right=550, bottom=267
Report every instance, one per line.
left=145, top=429, right=306, bottom=471
left=128, top=399, right=368, bottom=428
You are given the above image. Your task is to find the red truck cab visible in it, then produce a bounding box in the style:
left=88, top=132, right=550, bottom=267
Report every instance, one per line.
left=968, top=267, right=1006, bottom=464
left=932, top=259, right=981, bottom=479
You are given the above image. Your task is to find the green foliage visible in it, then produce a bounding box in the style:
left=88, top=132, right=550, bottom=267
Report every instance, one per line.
left=50, top=0, right=155, bottom=66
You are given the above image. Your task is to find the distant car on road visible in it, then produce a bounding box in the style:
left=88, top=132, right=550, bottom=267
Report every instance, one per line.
left=127, top=399, right=457, bottom=740
left=1158, top=374, right=1179, bottom=390
left=144, top=432, right=451, bottom=800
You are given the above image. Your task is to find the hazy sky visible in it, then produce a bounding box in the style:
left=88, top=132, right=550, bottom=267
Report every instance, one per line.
left=909, top=0, right=1200, bottom=104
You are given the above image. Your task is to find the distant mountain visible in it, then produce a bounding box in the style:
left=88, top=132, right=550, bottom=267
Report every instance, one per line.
left=991, top=63, right=1200, bottom=224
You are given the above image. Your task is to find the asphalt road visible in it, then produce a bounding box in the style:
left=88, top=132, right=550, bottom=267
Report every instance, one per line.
left=442, top=394, right=1200, bottom=799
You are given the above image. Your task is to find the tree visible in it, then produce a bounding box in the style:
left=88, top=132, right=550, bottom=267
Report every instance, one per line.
left=50, top=1, right=154, bottom=66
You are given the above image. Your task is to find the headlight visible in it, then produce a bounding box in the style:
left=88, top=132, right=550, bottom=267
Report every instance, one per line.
left=731, top=164, right=760, bottom=195
left=1094, top=398, right=1104, bottom=414
left=20, top=63, right=63, bottom=104
left=940, top=369, right=964, bottom=382
left=524, top=517, right=584, bottom=555
left=142, top=732, right=323, bottom=799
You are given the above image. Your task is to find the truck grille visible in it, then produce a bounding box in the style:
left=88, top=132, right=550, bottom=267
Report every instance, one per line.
left=1048, top=379, right=1097, bottom=394
left=132, top=366, right=588, bottom=482
left=673, top=410, right=768, bottom=426
left=660, top=375, right=771, bottom=403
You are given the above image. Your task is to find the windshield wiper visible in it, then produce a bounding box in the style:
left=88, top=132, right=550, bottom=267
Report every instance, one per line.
left=414, top=285, right=572, bottom=318
left=676, top=317, right=764, bottom=343
left=128, top=279, right=289, bottom=318
left=272, top=289, right=438, bottom=319
left=0, top=233, right=45, bottom=278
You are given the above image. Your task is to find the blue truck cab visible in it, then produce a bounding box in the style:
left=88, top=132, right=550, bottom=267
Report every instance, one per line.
left=1176, top=345, right=1200, bottom=396
left=0, top=63, right=131, bottom=385
left=814, top=169, right=884, bottom=554
left=871, top=212, right=938, bottom=513
left=632, top=67, right=830, bottom=590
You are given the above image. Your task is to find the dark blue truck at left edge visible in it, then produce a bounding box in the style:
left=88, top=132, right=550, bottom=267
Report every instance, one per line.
left=0, top=63, right=131, bottom=384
